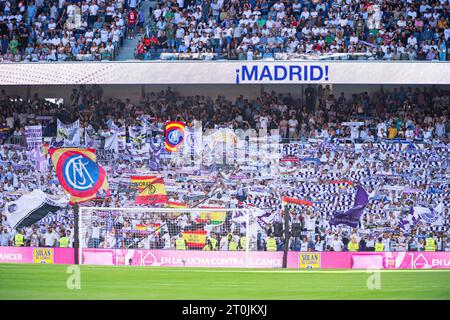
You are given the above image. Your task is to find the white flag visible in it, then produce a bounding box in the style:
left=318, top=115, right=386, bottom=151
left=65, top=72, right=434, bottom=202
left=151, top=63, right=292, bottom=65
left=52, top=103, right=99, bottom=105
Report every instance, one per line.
left=4, top=190, right=70, bottom=230
left=414, top=203, right=445, bottom=226
left=57, top=119, right=80, bottom=147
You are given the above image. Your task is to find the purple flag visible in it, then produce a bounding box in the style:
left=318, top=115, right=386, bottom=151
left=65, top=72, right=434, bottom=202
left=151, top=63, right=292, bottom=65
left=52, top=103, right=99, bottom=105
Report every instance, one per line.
left=330, top=185, right=369, bottom=228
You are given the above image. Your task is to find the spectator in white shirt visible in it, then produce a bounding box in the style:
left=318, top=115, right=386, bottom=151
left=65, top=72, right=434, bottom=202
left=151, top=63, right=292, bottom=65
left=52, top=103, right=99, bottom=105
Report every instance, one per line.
left=43, top=227, right=59, bottom=247
left=331, top=234, right=344, bottom=251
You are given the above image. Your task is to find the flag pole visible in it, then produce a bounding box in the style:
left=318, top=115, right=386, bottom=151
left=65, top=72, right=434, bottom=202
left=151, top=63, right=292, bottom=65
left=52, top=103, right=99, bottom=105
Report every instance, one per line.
left=282, top=204, right=290, bottom=269
left=73, top=202, right=79, bottom=265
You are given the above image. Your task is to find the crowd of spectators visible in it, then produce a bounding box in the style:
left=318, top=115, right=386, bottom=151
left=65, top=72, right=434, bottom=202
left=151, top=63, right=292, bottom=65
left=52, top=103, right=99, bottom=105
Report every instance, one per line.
left=0, top=84, right=449, bottom=251
left=0, top=0, right=145, bottom=62
left=1, top=0, right=448, bottom=62
left=136, top=0, right=450, bottom=60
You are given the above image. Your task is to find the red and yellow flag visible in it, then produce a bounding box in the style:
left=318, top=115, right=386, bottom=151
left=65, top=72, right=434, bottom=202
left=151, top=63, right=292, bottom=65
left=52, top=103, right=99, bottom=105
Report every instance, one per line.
left=130, top=176, right=168, bottom=205
left=195, top=211, right=210, bottom=223
left=182, top=230, right=207, bottom=248
left=135, top=224, right=147, bottom=231
left=165, top=121, right=185, bottom=152
left=281, top=196, right=313, bottom=207
left=167, top=201, right=187, bottom=208
left=49, top=148, right=110, bottom=204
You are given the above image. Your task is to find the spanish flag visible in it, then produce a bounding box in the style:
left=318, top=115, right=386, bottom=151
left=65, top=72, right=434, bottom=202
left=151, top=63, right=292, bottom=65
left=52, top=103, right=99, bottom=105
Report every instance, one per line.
left=135, top=224, right=147, bottom=231
left=182, top=230, right=207, bottom=248
left=130, top=176, right=168, bottom=205
left=135, top=223, right=161, bottom=235
left=195, top=212, right=210, bottom=223
left=167, top=201, right=187, bottom=208
left=49, top=148, right=110, bottom=204
left=281, top=196, right=313, bottom=207
left=165, top=121, right=185, bottom=152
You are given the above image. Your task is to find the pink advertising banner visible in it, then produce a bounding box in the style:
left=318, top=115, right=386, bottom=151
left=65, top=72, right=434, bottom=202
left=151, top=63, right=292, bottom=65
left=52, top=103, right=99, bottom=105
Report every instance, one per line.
left=0, top=247, right=74, bottom=264
left=53, top=248, right=75, bottom=264
left=319, top=252, right=450, bottom=269
left=0, top=247, right=33, bottom=263
left=82, top=249, right=299, bottom=268
left=81, top=249, right=450, bottom=269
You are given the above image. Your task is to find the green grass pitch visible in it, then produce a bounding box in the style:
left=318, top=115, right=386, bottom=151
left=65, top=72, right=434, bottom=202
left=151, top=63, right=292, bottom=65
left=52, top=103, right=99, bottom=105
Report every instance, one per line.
left=0, top=264, right=449, bottom=299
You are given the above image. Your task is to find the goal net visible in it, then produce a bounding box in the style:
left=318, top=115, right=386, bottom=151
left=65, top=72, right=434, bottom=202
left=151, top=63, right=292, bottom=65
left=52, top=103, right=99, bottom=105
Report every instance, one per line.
left=78, top=207, right=261, bottom=266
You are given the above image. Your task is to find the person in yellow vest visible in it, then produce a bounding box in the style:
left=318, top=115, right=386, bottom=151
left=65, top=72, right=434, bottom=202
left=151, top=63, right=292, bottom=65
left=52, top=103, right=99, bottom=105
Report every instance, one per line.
left=210, top=233, right=218, bottom=251
left=228, top=233, right=238, bottom=251
left=239, top=233, right=248, bottom=251
left=14, top=229, right=25, bottom=247
left=348, top=236, right=359, bottom=252
left=425, top=233, right=437, bottom=252
left=175, top=234, right=186, bottom=250
left=59, top=231, right=70, bottom=248
left=266, top=233, right=277, bottom=251
left=375, top=237, right=385, bottom=252
left=203, top=238, right=212, bottom=251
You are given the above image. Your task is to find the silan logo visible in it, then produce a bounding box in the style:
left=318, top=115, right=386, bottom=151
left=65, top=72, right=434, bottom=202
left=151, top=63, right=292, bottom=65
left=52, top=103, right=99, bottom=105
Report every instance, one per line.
left=235, top=65, right=329, bottom=84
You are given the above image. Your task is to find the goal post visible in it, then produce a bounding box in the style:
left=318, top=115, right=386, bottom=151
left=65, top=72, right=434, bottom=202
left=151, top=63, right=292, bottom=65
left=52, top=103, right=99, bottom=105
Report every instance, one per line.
left=78, top=207, right=260, bottom=266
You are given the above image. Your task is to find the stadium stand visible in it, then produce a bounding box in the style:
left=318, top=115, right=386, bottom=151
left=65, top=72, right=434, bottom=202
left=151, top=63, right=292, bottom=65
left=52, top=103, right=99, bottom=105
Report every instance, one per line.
left=0, top=0, right=448, bottom=62
left=135, top=0, right=450, bottom=61
left=0, top=0, right=145, bottom=62
left=0, top=85, right=448, bottom=251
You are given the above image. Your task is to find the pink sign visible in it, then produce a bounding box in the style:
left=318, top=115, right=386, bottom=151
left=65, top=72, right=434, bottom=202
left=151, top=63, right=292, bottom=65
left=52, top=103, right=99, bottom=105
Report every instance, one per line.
left=81, top=249, right=450, bottom=269
left=0, top=247, right=33, bottom=263
left=54, top=248, right=75, bottom=264
left=320, top=252, right=450, bottom=269
left=0, top=247, right=74, bottom=264
left=82, top=249, right=299, bottom=268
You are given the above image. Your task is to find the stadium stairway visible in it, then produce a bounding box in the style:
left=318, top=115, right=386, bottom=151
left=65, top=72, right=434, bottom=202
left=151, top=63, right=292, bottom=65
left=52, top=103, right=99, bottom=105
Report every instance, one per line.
left=115, top=0, right=155, bottom=61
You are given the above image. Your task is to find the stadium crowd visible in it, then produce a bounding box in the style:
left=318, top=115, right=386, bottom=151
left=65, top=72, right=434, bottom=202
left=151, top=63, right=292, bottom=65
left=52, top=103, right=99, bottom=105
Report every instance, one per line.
left=0, top=0, right=449, bottom=62
left=136, top=0, right=450, bottom=60
left=0, top=84, right=449, bottom=252
left=0, top=0, right=144, bottom=62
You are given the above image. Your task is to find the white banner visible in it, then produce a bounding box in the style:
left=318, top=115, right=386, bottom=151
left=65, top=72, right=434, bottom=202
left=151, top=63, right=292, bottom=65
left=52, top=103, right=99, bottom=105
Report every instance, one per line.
left=24, top=125, right=42, bottom=147
left=84, top=125, right=99, bottom=148
left=111, top=122, right=126, bottom=151
left=4, top=190, right=69, bottom=230
left=342, top=122, right=365, bottom=127
left=0, top=62, right=448, bottom=84
left=414, top=203, right=445, bottom=226
left=57, top=119, right=80, bottom=147
left=104, top=132, right=118, bottom=152
left=128, top=125, right=148, bottom=153
left=96, top=149, right=118, bottom=163
left=96, top=131, right=119, bottom=163
left=24, top=125, right=46, bottom=172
